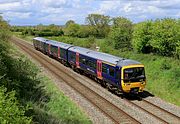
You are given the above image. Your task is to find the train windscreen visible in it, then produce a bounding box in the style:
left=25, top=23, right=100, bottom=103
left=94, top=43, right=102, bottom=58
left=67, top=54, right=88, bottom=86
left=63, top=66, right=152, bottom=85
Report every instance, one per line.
left=123, top=67, right=145, bottom=83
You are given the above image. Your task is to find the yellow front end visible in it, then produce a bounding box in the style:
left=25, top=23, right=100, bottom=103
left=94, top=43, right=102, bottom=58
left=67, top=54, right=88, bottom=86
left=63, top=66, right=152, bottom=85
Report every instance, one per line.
left=121, top=65, right=146, bottom=93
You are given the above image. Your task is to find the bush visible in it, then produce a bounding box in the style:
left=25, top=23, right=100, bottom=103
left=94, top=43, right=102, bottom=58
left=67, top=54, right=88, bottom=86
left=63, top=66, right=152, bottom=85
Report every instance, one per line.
left=65, top=23, right=81, bottom=37
left=132, top=18, right=180, bottom=58
left=77, top=26, right=91, bottom=38
left=160, top=60, right=171, bottom=70
left=0, top=87, right=32, bottom=124
left=132, top=21, right=153, bottom=53
left=107, top=17, right=133, bottom=50
left=151, top=19, right=179, bottom=56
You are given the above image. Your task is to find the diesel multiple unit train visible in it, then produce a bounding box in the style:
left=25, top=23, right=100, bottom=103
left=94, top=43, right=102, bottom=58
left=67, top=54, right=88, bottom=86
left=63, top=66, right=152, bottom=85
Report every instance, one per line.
left=33, top=37, right=146, bottom=94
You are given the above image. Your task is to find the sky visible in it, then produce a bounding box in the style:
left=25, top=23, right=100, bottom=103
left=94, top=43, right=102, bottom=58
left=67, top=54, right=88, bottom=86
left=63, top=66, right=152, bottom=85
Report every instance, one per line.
left=0, top=0, right=179, bottom=26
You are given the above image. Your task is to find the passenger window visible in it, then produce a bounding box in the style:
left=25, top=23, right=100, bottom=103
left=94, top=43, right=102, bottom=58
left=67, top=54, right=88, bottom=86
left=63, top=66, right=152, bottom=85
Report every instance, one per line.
left=109, top=67, right=114, bottom=77
left=102, top=63, right=107, bottom=73
left=79, top=56, right=86, bottom=64
left=60, top=49, right=65, bottom=58
left=70, top=53, right=75, bottom=61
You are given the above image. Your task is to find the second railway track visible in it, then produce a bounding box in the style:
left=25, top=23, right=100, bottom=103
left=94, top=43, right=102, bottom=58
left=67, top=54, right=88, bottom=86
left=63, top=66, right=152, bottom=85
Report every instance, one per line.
left=129, top=98, right=180, bottom=124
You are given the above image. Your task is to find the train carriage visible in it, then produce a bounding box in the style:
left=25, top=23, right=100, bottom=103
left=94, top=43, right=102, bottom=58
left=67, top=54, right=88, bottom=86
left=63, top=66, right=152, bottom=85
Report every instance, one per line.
left=33, top=37, right=47, bottom=51
left=38, top=39, right=73, bottom=64
left=33, top=37, right=146, bottom=94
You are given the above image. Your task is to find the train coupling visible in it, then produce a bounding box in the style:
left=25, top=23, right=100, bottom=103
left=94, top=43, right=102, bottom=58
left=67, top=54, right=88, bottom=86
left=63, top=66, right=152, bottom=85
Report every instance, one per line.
left=130, top=87, right=139, bottom=94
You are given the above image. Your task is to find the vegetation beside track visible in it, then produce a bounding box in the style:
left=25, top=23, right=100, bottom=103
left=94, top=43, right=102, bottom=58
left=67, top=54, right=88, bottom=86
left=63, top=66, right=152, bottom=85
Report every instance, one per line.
left=1, top=16, right=91, bottom=124
left=11, top=14, right=180, bottom=106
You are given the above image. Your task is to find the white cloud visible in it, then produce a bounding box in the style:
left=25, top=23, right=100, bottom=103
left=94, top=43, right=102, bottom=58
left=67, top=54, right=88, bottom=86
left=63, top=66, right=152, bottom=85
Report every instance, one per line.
left=3, top=11, right=31, bottom=19
left=124, top=3, right=132, bottom=12
left=0, top=2, right=21, bottom=11
left=0, top=0, right=20, bottom=4
left=0, top=0, right=179, bottom=25
left=97, top=1, right=121, bottom=14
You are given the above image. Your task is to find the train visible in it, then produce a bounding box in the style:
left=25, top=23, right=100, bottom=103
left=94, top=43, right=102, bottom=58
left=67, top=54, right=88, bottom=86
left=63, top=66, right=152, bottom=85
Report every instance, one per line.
left=33, top=37, right=146, bottom=95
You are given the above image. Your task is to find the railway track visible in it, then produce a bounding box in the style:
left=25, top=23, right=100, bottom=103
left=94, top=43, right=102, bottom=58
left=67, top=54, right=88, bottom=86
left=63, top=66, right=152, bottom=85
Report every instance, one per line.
left=129, top=98, right=180, bottom=124
left=11, top=37, right=180, bottom=124
left=11, top=37, right=140, bottom=124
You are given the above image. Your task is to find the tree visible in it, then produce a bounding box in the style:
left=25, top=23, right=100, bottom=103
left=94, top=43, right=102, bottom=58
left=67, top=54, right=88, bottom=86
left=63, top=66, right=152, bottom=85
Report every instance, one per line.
left=0, top=15, right=10, bottom=41
left=65, top=23, right=80, bottom=37
left=150, top=18, right=179, bottom=56
left=77, top=25, right=90, bottom=38
left=108, top=17, right=133, bottom=50
left=132, top=18, right=180, bottom=57
left=132, top=20, right=153, bottom=53
left=85, top=14, right=110, bottom=37
left=65, top=20, right=75, bottom=27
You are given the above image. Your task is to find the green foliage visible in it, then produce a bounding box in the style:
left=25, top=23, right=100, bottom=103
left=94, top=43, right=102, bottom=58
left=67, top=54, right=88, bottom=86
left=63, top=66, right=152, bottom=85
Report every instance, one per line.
left=48, top=36, right=96, bottom=49
left=65, top=20, right=75, bottom=27
left=132, top=18, right=180, bottom=58
left=0, top=87, right=32, bottom=124
left=151, top=18, right=179, bottom=56
left=175, top=42, right=180, bottom=59
left=65, top=23, right=81, bottom=37
left=132, top=21, right=153, bottom=53
left=107, top=17, right=133, bottom=50
left=12, top=25, right=64, bottom=37
left=77, top=26, right=92, bottom=38
left=86, top=14, right=110, bottom=38
left=160, top=60, right=171, bottom=70
left=0, top=16, right=10, bottom=41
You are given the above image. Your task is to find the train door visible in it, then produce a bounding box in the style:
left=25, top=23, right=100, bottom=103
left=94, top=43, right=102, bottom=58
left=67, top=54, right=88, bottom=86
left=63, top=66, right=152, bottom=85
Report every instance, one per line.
left=76, top=52, right=79, bottom=68
left=97, top=60, right=102, bottom=79
left=58, top=47, right=60, bottom=59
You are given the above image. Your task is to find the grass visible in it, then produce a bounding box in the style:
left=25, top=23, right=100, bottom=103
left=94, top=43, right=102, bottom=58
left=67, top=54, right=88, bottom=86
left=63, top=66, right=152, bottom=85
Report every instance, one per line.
left=14, top=34, right=180, bottom=106
left=13, top=32, right=34, bottom=43
left=35, top=76, right=92, bottom=124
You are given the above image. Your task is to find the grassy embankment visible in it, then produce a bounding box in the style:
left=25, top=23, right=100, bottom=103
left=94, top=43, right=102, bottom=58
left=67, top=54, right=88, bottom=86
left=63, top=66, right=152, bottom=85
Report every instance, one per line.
left=6, top=34, right=92, bottom=123
left=15, top=33, right=180, bottom=106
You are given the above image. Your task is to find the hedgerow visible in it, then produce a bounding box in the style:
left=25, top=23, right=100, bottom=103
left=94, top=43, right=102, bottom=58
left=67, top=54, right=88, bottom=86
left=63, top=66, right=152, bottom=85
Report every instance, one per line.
left=0, top=87, right=32, bottom=124
left=132, top=18, right=180, bottom=58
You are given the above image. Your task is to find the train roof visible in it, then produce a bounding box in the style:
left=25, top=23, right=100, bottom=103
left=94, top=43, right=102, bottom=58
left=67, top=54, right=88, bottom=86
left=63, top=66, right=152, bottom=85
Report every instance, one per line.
left=33, top=37, right=73, bottom=49
left=33, top=37, right=48, bottom=42
left=33, top=37, right=142, bottom=67
left=68, top=46, right=141, bottom=67
left=49, top=40, right=73, bottom=49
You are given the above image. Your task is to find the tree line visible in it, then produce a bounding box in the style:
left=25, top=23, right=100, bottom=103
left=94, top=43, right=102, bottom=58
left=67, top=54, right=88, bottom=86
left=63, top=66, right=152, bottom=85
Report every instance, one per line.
left=11, top=14, right=180, bottom=59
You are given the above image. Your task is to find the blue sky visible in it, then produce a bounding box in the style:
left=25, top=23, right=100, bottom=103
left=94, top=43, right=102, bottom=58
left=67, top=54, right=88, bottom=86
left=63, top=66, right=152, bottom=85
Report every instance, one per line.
left=0, top=0, right=179, bottom=25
